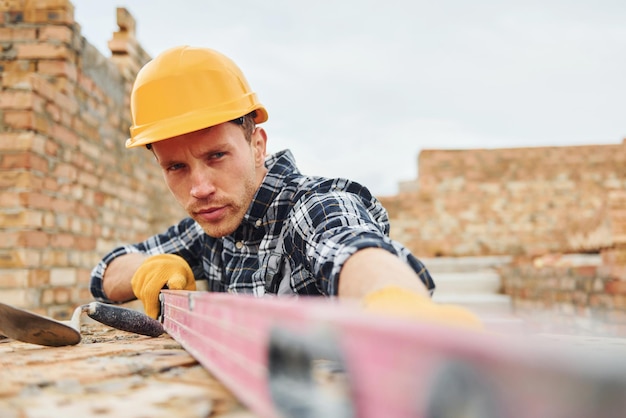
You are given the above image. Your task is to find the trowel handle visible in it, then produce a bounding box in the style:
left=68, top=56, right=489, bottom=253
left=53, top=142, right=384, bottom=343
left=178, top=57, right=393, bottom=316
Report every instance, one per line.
left=83, top=302, right=164, bottom=337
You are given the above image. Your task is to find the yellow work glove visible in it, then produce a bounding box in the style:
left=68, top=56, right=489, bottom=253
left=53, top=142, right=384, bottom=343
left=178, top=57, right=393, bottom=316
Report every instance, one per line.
left=131, top=254, right=196, bottom=318
left=362, top=286, right=483, bottom=331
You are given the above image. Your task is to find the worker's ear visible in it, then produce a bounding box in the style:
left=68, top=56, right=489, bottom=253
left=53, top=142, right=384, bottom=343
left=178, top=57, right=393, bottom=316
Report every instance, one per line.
left=252, top=127, right=267, bottom=167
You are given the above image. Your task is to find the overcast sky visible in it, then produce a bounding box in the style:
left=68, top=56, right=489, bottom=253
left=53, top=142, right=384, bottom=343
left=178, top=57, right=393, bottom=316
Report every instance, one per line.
left=71, top=0, right=626, bottom=196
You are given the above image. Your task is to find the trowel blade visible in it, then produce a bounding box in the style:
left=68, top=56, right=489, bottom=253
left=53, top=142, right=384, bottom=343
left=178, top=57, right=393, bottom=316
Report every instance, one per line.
left=0, top=302, right=81, bottom=347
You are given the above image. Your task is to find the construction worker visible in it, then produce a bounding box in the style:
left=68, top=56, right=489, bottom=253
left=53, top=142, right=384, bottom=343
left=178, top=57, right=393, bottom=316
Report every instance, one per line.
left=90, top=45, right=481, bottom=329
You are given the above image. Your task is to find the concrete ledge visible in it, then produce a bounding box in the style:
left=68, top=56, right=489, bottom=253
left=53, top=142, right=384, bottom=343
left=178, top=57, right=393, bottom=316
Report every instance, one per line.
left=432, top=271, right=503, bottom=294
left=421, top=256, right=513, bottom=272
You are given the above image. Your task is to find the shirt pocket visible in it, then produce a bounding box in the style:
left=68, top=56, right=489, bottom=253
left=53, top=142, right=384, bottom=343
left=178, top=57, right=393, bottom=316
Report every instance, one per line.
left=262, top=251, right=294, bottom=295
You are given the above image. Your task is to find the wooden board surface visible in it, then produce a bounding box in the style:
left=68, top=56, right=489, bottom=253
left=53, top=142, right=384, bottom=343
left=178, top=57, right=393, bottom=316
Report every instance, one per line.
left=0, top=323, right=257, bottom=418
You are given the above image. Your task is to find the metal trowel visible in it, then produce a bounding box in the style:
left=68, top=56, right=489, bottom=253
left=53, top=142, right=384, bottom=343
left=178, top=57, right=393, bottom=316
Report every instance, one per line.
left=0, top=301, right=81, bottom=347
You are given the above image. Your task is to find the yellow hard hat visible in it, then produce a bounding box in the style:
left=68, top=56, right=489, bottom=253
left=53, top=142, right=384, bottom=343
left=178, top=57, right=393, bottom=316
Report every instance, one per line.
left=126, top=45, right=268, bottom=148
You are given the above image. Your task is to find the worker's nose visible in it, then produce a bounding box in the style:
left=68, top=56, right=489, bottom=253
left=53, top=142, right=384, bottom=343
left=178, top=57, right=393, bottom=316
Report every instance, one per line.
left=189, top=166, right=216, bottom=199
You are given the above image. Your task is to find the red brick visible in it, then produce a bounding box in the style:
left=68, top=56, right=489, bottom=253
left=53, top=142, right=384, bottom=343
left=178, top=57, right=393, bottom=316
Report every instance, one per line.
left=54, top=90, right=78, bottom=114
left=574, top=265, right=598, bottom=278
left=16, top=43, right=73, bottom=60
left=77, top=171, right=98, bottom=188
left=19, top=230, right=49, bottom=248
left=0, top=59, right=37, bottom=73
left=0, top=191, right=20, bottom=207
left=605, top=279, right=626, bottom=295
left=0, top=211, right=43, bottom=228
left=3, top=109, right=52, bottom=133
left=29, top=74, right=58, bottom=102
left=0, top=0, right=25, bottom=12
left=3, top=110, right=33, bottom=129
left=0, top=27, right=37, bottom=41
left=0, top=248, right=27, bottom=268
left=78, top=137, right=100, bottom=159
left=602, top=248, right=626, bottom=266
left=0, top=152, right=48, bottom=172
left=24, top=8, right=74, bottom=25
left=75, top=202, right=97, bottom=219
left=0, top=269, right=29, bottom=288
left=75, top=268, right=91, bottom=285
left=1, top=71, right=32, bottom=89
left=0, top=90, right=35, bottom=110
left=41, top=249, right=68, bottom=266
left=0, top=132, right=46, bottom=152
left=44, top=137, right=60, bottom=156
left=94, top=191, right=106, bottom=206
left=51, top=161, right=77, bottom=181
left=19, top=191, right=52, bottom=210
left=0, top=171, right=29, bottom=189
left=42, top=176, right=60, bottom=193
left=75, top=236, right=95, bottom=251
left=50, top=196, right=75, bottom=214
left=38, top=59, right=77, bottom=82
left=28, top=269, right=49, bottom=287
left=74, top=285, right=92, bottom=301
left=38, top=25, right=73, bottom=43
left=51, top=122, right=78, bottom=147
left=607, top=265, right=626, bottom=281
left=45, top=101, right=61, bottom=122
left=50, top=232, right=74, bottom=248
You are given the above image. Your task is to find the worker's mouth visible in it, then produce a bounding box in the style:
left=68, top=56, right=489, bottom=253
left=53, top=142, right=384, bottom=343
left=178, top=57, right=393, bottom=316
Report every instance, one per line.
left=194, top=206, right=227, bottom=223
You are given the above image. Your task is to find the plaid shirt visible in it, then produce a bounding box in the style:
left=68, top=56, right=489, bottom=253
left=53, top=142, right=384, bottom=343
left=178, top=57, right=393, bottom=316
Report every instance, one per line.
left=90, top=150, right=435, bottom=302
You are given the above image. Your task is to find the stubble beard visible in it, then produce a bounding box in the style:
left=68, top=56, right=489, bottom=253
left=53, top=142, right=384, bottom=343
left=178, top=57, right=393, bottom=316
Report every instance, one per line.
left=189, top=176, right=258, bottom=238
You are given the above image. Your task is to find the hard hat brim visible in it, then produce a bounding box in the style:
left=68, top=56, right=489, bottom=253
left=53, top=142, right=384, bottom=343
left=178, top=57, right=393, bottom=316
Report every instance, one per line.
left=126, top=102, right=268, bottom=148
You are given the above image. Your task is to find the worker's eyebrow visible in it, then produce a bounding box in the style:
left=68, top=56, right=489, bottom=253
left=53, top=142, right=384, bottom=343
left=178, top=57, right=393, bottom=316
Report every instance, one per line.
left=156, top=157, right=182, bottom=169
left=154, top=140, right=233, bottom=168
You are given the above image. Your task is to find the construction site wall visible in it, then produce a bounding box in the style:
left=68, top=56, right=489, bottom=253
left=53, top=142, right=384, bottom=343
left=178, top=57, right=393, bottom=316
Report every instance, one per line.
left=0, top=1, right=625, bottom=333
left=0, top=1, right=184, bottom=318
left=380, top=143, right=626, bottom=257
left=380, top=145, right=626, bottom=335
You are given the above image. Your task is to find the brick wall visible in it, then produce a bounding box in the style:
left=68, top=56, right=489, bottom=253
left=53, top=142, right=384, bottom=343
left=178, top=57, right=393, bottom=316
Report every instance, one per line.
left=498, top=189, right=626, bottom=336
left=381, top=144, right=626, bottom=335
left=499, top=255, right=626, bottom=336
left=0, top=2, right=185, bottom=319
left=381, top=142, right=626, bottom=257
left=1, top=1, right=625, bottom=333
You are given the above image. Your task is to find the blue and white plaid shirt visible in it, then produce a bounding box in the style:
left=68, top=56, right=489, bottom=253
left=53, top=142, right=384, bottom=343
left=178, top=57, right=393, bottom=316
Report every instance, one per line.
left=90, top=150, right=435, bottom=302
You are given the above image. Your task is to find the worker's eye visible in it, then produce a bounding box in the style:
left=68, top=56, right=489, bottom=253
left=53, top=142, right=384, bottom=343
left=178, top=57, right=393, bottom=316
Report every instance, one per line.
left=166, top=163, right=185, bottom=172
left=210, top=152, right=226, bottom=160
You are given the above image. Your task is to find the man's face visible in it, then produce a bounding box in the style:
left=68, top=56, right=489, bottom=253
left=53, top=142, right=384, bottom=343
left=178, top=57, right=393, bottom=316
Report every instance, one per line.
left=151, top=122, right=268, bottom=237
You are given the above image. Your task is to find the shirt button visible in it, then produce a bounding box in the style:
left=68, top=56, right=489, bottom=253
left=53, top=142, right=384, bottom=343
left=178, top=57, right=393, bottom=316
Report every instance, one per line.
left=235, top=241, right=244, bottom=249
left=255, top=219, right=262, bottom=227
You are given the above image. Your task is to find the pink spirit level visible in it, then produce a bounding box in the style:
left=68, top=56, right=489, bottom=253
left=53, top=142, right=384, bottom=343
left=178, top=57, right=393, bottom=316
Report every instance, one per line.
left=160, top=290, right=626, bottom=418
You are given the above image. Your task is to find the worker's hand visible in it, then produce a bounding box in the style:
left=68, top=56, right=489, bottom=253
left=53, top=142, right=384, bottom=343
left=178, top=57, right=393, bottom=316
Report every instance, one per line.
left=362, top=286, right=483, bottom=330
left=131, top=254, right=196, bottom=318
